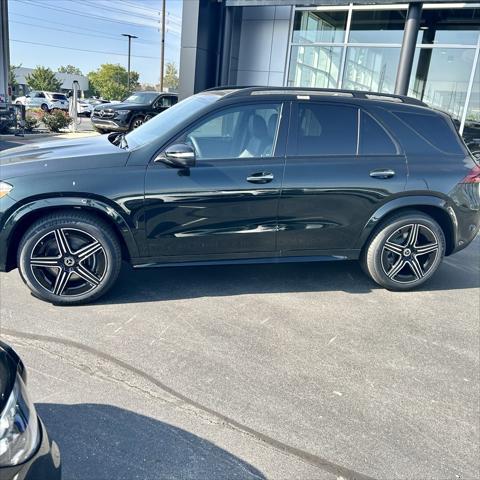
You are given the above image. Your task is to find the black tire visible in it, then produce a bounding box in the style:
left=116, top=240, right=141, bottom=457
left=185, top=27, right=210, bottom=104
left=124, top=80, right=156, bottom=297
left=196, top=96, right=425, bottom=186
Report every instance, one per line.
left=40, top=103, right=49, bottom=112
left=361, top=211, right=445, bottom=291
left=17, top=212, right=122, bottom=305
left=129, top=115, right=144, bottom=131
left=93, top=126, right=108, bottom=134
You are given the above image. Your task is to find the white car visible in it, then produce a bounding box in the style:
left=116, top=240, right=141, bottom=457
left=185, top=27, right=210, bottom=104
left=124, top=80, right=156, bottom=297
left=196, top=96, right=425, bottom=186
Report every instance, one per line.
left=76, top=99, right=93, bottom=116
left=15, top=91, right=69, bottom=112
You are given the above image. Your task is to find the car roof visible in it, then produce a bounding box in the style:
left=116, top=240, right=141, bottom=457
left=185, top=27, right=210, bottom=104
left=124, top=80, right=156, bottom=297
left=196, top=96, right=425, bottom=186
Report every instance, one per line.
left=204, top=86, right=428, bottom=108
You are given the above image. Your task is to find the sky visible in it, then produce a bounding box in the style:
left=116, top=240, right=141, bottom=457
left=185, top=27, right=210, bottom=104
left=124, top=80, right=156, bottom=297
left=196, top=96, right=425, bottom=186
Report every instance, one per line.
left=8, top=0, right=183, bottom=85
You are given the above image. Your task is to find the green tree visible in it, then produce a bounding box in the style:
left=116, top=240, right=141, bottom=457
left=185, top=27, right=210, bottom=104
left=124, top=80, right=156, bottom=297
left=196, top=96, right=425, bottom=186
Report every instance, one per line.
left=8, top=64, right=19, bottom=89
left=163, top=62, right=179, bottom=91
left=25, top=66, right=62, bottom=91
left=58, top=65, right=83, bottom=75
left=87, top=64, right=140, bottom=101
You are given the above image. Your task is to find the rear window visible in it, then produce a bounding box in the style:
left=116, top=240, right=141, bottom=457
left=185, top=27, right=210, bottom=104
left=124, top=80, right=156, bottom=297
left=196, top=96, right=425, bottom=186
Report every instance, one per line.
left=393, top=110, right=464, bottom=154
left=359, top=111, right=398, bottom=155
left=296, top=103, right=358, bottom=156
left=50, top=93, right=67, bottom=100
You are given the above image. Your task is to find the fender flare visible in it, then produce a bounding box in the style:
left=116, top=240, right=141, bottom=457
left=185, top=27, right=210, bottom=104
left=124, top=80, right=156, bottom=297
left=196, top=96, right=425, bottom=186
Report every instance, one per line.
left=3, top=196, right=140, bottom=259
left=355, top=195, right=458, bottom=250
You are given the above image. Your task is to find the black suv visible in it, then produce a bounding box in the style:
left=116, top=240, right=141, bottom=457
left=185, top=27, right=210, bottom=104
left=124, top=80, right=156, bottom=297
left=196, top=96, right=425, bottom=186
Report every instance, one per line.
left=0, top=87, right=478, bottom=305
left=91, top=91, right=178, bottom=134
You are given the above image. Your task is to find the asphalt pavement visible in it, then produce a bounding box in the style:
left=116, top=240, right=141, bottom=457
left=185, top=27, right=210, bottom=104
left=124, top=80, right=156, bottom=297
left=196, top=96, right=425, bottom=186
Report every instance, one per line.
left=0, top=236, right=479, bottom=480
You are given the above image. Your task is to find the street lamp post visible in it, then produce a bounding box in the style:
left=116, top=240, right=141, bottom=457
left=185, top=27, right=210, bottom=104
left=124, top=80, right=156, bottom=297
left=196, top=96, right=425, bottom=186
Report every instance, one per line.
left=122, top=33, right=138, bottom=92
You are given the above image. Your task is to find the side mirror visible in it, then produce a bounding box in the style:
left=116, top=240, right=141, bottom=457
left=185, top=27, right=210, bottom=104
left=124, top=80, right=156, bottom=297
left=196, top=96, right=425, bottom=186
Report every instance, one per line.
left=155, top=143, right=196, bottom=168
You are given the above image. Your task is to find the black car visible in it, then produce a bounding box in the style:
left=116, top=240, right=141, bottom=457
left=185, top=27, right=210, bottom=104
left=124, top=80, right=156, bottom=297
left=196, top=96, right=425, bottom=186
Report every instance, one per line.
left=0, top=87, right=479, bottom=305
left=0, top=341, right=61, bottom=480
left=91, top=91, right=178, bottom=134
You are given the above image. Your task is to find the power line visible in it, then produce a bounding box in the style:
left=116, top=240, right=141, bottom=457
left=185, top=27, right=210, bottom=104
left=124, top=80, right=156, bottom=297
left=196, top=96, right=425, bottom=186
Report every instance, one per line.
left=10, top=38, right=161, bottom=60
left=68, top=0, right=162, bottom=23
left=10, top=19, right=160, bottom=46
left=12, top=0, right=161, bottom=29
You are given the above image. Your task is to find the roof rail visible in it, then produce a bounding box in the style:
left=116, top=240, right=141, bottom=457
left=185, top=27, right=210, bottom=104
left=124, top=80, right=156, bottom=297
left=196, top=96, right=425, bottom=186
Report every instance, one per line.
left=203, top=85, right=428, bottom=107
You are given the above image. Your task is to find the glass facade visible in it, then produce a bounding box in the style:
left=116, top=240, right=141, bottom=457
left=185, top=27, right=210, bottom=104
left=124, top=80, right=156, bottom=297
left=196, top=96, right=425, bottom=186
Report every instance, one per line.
left=287, top=4, right=480, bottom=144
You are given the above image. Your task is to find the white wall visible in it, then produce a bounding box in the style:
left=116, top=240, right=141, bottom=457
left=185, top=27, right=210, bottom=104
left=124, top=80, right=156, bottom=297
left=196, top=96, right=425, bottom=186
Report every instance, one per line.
left=235, top=6, right=292, bottom=86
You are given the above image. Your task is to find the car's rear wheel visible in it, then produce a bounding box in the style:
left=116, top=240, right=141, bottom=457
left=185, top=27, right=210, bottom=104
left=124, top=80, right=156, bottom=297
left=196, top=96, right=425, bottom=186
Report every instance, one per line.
left=362, top=212, right=445, bottom=290
left=18, top=212, right=122, bottom=305
left=130, top=115, right=144, bottom=130
left=40, top=103, right=49, bottom=112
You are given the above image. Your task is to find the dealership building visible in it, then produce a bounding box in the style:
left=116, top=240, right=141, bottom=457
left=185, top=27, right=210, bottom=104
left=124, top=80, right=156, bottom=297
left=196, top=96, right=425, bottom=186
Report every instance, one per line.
left=180, top=0, right=480, bottom=146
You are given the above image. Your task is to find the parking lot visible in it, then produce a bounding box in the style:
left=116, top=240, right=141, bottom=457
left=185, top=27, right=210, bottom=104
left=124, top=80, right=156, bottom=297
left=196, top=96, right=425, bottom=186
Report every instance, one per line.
left=0, top=234, right=478, bottom=479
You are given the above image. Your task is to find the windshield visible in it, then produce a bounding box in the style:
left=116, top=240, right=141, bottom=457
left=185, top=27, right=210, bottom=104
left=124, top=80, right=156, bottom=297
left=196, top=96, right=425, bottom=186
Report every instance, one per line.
left=123, top=92, right=159, bottom=104
left=124, top=93, right=222, bottom=149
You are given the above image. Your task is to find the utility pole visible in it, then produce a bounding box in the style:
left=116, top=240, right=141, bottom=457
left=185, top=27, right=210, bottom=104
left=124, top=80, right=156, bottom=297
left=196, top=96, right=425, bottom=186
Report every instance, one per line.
left=159, top=0, right=166, bottom=92
left=122, top=33, right=138, bottom=92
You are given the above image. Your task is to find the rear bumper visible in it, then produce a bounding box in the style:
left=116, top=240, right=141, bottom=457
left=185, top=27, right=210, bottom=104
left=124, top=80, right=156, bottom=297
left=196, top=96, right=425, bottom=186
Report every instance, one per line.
left=449, top=182, right=480, bottom=254
left=0, top=419, right=61, bottom=480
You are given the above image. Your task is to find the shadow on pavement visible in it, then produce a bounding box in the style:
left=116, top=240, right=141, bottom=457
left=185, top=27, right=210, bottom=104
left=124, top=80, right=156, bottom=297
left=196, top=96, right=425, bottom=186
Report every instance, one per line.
left=37, top=403, right=265, bottom=480
left=97, top=240, right=479, bottom=305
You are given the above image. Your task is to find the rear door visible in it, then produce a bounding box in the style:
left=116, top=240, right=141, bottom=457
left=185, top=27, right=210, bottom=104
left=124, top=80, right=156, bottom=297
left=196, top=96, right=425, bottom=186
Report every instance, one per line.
left=144, top=101, right=288, bottom=259
left=278, top=101, right=407, bottom=255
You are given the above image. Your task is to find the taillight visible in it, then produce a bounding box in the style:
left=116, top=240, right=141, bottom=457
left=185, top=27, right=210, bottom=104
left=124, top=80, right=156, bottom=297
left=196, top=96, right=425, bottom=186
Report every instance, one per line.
left=462, top=165, right=480, bottom=184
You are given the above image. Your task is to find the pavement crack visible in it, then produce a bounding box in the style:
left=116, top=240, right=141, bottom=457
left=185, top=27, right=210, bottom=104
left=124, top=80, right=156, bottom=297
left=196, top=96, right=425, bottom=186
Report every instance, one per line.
left=2, top=328, right=377, bottom=480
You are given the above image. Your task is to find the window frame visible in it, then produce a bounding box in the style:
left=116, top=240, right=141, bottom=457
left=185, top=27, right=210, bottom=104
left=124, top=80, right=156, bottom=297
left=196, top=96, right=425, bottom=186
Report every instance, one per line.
left=161, top=100, right=288, bottom=163
left=288, top=100, right=403, bottom=158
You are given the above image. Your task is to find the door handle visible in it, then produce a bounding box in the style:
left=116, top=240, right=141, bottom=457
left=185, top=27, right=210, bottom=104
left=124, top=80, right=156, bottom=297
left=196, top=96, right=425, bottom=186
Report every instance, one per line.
left=370, top=169, right=395, bottom=179
left=246, top=172, right=274, bottom=184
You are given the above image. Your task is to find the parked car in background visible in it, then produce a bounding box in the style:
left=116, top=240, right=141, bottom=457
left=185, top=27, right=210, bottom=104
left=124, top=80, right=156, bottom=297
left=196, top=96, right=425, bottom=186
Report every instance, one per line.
left=76, top=100, right=93, bottom=117
left=14, top=92, right=69, bottom=112
left=90, top=91, right=178, bottom=134
left=0, top=87, right=478, bottom=305
left=0, top=341, right=61, bottom=479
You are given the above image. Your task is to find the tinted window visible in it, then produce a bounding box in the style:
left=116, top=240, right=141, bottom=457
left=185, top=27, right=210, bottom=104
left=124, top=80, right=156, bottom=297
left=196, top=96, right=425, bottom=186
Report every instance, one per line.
left=296, top=103, right=358, bottom=155
left=50, top=94, right=67, bottom=101
left=359, top=111, right=397, bottom=155
left=159, top=96, right=177, bottom=107
left=183, top=103, right=281, bottom=160
left=393, top=110, right=464, bottom=154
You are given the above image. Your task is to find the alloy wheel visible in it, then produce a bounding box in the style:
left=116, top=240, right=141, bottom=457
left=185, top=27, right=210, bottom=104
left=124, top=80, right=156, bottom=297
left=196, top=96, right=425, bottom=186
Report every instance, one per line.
left=132, top=118, right=143, bottom=129
left=380, top=223, right=440, bottom=284
left=29, top=228, right=107, bottom=297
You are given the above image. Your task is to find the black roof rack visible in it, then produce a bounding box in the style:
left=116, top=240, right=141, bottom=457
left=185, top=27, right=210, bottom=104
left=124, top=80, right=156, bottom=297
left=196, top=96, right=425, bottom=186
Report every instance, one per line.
left=203, top=85, right=427, bottom=107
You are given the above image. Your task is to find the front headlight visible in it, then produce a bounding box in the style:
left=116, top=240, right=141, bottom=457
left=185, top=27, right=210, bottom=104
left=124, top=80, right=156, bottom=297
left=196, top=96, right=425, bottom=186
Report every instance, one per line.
left=0, top=373, right=40, bottom=466
left=115, top=110, right=130, bottom=116
left=0, top=182, right=12, bottom=199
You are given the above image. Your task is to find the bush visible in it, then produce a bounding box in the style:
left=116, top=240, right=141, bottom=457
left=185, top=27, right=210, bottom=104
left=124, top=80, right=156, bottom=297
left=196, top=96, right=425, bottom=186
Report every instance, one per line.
left=24, top=109, right=41, bottom=132
left=41, top=110, right=72, bottom=132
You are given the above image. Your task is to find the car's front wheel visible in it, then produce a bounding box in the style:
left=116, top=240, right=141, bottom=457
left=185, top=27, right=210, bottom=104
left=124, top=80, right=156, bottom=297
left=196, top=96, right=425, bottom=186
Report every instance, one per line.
left=130, top=115, right=144, bottom=130
left=18, top=212, right=122, bottom=305
left=362, top=212, right=445, bottom=290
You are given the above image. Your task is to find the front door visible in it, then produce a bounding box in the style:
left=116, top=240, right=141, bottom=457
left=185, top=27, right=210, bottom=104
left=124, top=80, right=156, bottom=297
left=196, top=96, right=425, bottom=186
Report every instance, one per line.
left=144, top=101, right=288, bottom=260
left=278, top=101, right=408, bottom=255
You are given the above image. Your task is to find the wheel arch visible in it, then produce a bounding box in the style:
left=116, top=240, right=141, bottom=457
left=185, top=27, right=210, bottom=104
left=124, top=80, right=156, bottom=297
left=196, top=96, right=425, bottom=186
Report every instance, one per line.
left=4, top=198, right=140, bottom=271
left=357, top=196, right=457, bottom=256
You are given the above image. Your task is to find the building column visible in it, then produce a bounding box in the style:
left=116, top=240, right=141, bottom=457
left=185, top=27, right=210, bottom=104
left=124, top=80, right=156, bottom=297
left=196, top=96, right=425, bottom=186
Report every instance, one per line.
left=0, top=0, right=10, bottom=103
left=178, top=0, right=225, bottom=99
left=395, top=2, right=423, bottom=96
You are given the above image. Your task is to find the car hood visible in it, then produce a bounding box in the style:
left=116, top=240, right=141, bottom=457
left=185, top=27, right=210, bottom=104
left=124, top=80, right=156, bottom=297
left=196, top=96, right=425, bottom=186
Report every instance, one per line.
left=0, top=135, right=130, bottom=180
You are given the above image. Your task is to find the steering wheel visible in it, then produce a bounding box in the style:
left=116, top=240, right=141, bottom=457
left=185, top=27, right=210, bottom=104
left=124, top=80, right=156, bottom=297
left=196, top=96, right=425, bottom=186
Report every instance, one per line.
left=187, top=135, right=203, bottom=159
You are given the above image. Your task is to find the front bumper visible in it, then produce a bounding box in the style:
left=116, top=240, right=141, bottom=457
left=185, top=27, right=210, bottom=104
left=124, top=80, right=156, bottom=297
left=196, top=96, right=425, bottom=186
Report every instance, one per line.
left=90, top=117, right=129, bottom=132
left=0, top=418, right=61, bottom=480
